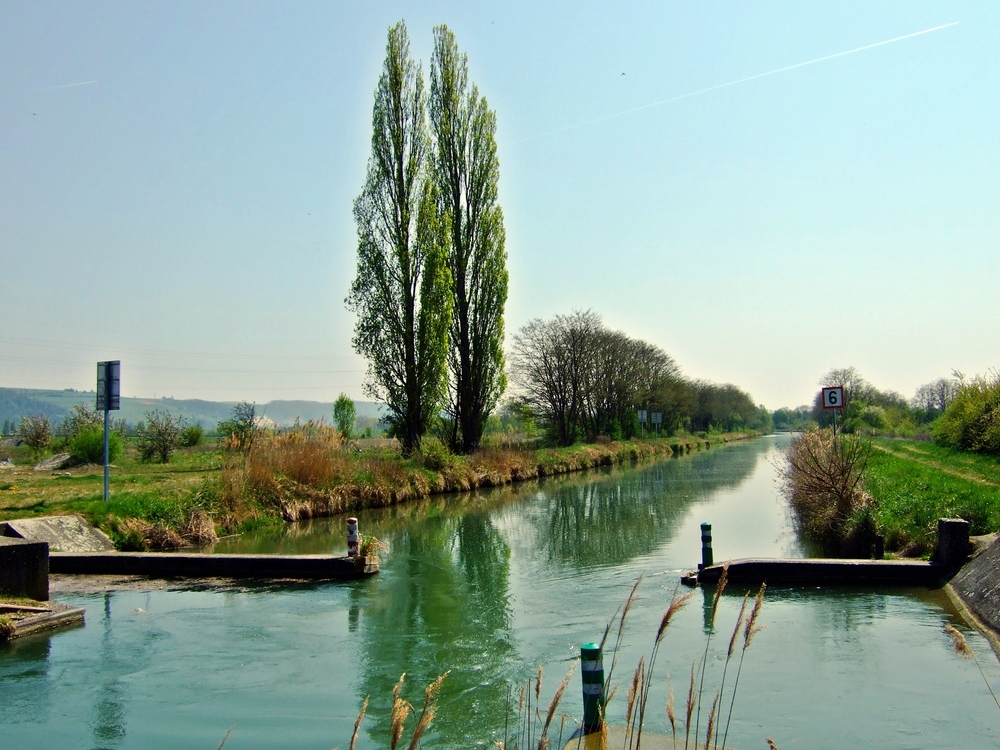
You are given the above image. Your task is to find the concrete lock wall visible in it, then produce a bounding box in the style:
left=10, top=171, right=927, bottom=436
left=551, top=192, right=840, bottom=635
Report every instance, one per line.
left=0, top=538, right=49, bottom=601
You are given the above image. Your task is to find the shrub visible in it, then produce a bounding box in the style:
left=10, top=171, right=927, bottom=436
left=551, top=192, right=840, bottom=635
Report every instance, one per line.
left=780, top=428, right=877, bottom=556
left=218, top=402, right=258, bottom=453
left=68, top=426, right=122, bottom=464
left=179, top=423, right=204, bottom=448
left=18, top=415, right=52, bottom=453
left=416, top=437, right=453, bottom=471
left=61, top=404, right=102, bottom=438
left=934, top=372, right=1000, bottom=455
left=136, top=410, right=184, bottom=463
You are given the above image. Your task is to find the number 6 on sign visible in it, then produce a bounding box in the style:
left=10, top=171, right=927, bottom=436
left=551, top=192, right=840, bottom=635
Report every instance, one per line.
left=822, top=387, right=844, bottom=409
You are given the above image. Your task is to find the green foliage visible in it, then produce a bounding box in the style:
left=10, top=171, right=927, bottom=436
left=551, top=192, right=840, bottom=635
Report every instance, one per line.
left=933, top=372, right=1000, bottom=455
left=347, top=21, right=452, bottom=454
left=333, top=393, right=356, bottom=439
left=431, top=25, right=508, bottom=454
left=179, top=423, right=204, bottom=448
left=416, top=436, right=453, bottom=471
left=18, top=414, right=52, bottom=453
left=68, top=426, right=122, bottom=464
left=690, top=382, right=758, bottom=433
left=772, top=406, right=814, bottom=431
left=136, top=410, right=183, bottom=463
left=217, top=402, right=257, bottom=452
left=61, top=404, right=102, bottom=438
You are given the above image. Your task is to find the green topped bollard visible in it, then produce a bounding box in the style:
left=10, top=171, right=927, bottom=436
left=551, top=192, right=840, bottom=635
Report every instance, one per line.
left=581, top=642, right=604, bottom=732
left=700, top=522, right=713, bottom=570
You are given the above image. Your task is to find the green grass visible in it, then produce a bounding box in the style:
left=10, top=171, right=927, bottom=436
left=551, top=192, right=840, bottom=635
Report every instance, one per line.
left=873, top=438, right=1000, bottom=485
left=864, top=445, right=1000, bottom=553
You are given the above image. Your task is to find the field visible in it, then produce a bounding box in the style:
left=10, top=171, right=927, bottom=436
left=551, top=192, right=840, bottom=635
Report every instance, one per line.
left=866, top=439, right=1000, bottom=554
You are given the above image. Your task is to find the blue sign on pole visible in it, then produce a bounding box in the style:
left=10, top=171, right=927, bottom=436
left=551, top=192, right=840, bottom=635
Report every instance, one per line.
left=97, top=360, right=120, bottom=501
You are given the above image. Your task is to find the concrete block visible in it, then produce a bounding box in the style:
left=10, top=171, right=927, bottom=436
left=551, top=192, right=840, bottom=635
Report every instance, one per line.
left=936, top=518, right=970, bottom=569
left=2, top=514, right=114, bottom=552
left=0, top=537, right=49, bottom=601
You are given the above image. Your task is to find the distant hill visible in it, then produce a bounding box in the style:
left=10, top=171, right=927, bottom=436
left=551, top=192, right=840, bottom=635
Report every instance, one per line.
left=0, top=387, right=384, bottom=431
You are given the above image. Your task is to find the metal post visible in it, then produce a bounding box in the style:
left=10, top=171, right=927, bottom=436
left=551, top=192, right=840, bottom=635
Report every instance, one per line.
left=103, top=407, right=110, bottom=502
left=581, top=642, right=604, bottom=733
left=700, top=522, right=714, bottom=569
left=347, top=517, right=359, bottom=557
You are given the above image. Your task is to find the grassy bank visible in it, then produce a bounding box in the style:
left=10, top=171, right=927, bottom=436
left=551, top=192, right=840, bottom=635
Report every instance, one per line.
left=0, top=429, right=756, bottom=549
left=865, top=439, right=1000, bottom=555
left=781, top=431, right=1000, bottom=557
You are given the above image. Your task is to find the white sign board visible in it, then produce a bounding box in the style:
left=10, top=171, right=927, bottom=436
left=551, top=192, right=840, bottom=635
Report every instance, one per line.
left=821, top=386, right=844, bottom=409
left=637, top=410, right=648, bottom=424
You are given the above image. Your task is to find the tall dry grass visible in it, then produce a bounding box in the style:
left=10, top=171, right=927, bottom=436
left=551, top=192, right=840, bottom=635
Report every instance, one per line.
left=491, top=575, right=765, bottom=750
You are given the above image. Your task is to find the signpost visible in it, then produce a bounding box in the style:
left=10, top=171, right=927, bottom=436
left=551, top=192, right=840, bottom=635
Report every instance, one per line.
left=651, top=411, right=662, bottom=436
left=637, top=409, right=648, bottom=438
left=821, top=386, right=844, bottom=436
left=97, top=361, right=121, bottom=502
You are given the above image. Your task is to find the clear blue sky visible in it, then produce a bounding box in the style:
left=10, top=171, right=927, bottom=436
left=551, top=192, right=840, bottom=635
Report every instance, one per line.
left=2, top=1, right=996, bottom=409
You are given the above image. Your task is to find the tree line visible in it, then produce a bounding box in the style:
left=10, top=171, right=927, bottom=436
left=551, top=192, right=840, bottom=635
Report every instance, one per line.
left=347, top=21, right=506, bottom=454
left=788, top=366, right=1000, bottom=456
left=508, top=310, right=770, bottom=446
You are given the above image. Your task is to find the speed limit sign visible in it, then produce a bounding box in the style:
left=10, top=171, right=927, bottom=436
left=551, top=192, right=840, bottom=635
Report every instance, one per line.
left=822, top=387, right=844, bottom=409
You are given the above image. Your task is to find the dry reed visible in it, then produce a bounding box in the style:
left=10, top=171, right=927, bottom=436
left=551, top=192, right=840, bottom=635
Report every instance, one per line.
left=536, top=664, right=574, bottom=750
left=945, top=624, right=1000, bottom=711
left=407, top=671, right=449, bottom=750
left=350, top=696, right=369, bottom=750
left=693, top=563, right=729, bottom=750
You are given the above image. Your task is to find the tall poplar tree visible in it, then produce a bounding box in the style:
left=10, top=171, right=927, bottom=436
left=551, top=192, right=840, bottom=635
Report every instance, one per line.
left=430, top=25, right=509, bottom=453
left=346, top=21, right=452, bottom=453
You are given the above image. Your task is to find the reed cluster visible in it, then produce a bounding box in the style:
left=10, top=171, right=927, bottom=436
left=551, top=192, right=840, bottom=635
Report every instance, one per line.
left=496, top=571, right=766, bottom=750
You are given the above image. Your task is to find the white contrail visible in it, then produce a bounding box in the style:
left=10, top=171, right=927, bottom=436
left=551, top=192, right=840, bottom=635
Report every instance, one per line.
left=517, top=21, right=959, bottom=143
left=40, top=80, right=98, bottom=90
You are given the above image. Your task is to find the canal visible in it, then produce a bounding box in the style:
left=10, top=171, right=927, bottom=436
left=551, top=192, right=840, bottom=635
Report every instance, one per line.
left=2, top=435, right=999, bottom=748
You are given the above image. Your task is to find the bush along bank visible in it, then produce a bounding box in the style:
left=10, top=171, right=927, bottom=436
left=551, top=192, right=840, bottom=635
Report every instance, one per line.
left=780, top=429, right=1000, bottom=558
left=98, top=427, right=758, bottom=550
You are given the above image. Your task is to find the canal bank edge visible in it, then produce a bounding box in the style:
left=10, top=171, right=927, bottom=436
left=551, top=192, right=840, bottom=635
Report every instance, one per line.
left=947, top=534, right=1000, bottom=660
left=271, top=432, right=761, bottom=523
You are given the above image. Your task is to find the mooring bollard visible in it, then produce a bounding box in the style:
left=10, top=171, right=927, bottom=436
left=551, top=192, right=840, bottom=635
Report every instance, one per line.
left=936, top=518, right=970, bottom=568
left=700, top=522, right=714, bottom=570
left=581, top=642, right=604, bottom=733
left=347, top=517, right=359, bottom=557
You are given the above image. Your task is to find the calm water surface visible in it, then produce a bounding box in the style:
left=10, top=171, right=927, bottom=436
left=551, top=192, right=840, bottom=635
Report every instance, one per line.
left=2, top=435, right=998, bottom=748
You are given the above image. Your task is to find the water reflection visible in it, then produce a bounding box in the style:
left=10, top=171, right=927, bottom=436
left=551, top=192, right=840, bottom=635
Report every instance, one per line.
left=536, top=447, right=759, bottom=568
left=12, top=437, right=998, bottom=748
left=0, top=634, right=53, bottom=725
left=355, top=509, right=514, bottom=747
left=90, top=594, right=127, bottom=748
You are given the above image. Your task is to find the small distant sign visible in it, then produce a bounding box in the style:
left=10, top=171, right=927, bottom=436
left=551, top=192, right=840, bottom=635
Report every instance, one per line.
left=651, top=412, right=663, bottom=425
left=97, top=361, right=121, bottom=411
left=637, top=409, right=648, bottom=424
left=821, top=386, right=844, bottom=410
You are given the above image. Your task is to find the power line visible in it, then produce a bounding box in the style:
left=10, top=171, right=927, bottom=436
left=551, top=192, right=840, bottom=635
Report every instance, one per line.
left=0, top=336, right=359, bottom=363
left=0, top=355, right=364, bottom=375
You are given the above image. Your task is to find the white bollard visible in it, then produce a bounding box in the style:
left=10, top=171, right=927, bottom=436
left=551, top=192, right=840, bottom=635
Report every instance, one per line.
left=347, top=517, right=359, bottom=557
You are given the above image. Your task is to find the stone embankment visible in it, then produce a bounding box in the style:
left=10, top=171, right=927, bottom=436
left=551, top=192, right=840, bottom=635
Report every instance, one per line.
left=948, top=534, right=1000, bottom=652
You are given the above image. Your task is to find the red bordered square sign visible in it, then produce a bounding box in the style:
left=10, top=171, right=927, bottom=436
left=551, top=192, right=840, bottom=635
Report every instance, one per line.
left=821, top=386, right=844, bottom=409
